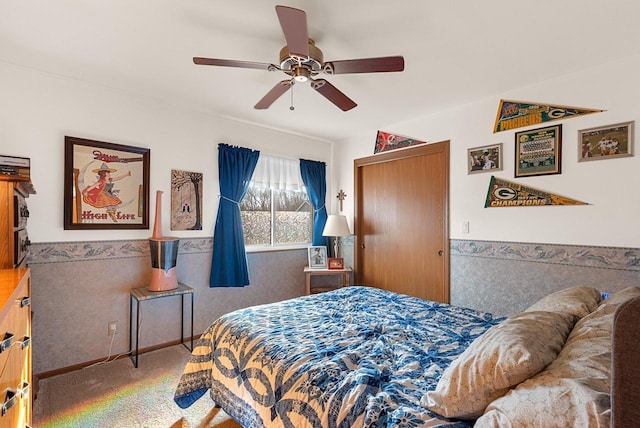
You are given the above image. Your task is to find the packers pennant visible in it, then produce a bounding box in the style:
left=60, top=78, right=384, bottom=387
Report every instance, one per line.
left=494, top=100, right=604, bottom=133
left=485, top=176, right=588, bottom=207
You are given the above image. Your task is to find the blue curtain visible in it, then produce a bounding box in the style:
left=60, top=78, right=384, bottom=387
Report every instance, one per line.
left=209, top=144, right=260, bottom=287
left=300, top=158, right=329, bottom=248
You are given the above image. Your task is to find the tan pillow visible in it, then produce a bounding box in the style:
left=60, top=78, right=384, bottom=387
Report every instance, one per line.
left=600, top=286, right=640, bottom=307
left=475, top=305, right=613, bottom=428
left=525, top=286, right=601, bottom=319
left=423, top=311, right=575, bottom=420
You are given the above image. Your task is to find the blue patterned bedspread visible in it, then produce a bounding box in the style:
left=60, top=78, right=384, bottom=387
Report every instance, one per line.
left=174, top=286, right=502, bottom=427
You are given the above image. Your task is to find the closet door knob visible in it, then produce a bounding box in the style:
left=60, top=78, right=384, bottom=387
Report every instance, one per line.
left=438, top=250, right=444, bottom=256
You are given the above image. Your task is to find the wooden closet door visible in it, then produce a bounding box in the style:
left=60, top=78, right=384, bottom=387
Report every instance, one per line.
left=354, top=141, right=449, bottom=303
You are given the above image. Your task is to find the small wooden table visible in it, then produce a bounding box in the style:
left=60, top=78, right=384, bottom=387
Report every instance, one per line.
left=304, top=266, right=353, bottom=295
left=129, top=283, right=194, bottom=368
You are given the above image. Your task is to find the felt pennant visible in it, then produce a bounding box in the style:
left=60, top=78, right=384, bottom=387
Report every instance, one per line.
left=374, top=130, right=426, bottom=153
left=485, top=176, right=588, bottom=207
left=494, top=100, right=604, bottom=133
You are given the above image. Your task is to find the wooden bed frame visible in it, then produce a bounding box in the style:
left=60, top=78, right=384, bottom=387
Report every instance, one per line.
left=612, top=295, right=640, bottom=426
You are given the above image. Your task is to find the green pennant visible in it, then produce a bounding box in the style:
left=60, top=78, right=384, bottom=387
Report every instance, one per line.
left=494, top=100, right=604, bottom=133
left=485, top=176, right=588, bottom=207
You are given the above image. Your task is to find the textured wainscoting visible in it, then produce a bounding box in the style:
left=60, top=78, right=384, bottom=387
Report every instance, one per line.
left=451, top=239, right=640, bottom=317
left=337, top=236, right=639, bottom=317
left=28, top=238, right=308, bottom=375
left=28, top=237, right=640, bottom=374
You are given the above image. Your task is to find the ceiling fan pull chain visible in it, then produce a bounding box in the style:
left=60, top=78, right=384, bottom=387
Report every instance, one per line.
left=290, top=83, right=295, bottom=111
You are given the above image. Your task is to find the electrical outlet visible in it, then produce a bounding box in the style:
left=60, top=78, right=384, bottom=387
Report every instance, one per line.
left=108, top=321, right=118, bottom=336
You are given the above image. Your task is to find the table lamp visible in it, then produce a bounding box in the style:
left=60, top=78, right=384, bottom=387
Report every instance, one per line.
left=322, top=214, right=351, bottom=258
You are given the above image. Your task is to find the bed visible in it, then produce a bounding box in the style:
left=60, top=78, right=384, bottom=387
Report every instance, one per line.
left=174, top=285, right=640, bottom=427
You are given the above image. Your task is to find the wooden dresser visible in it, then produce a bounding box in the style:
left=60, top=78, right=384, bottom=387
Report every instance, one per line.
left=0, top=179, right=35, bottom=269
left=0, top=268, right=31, bottom=428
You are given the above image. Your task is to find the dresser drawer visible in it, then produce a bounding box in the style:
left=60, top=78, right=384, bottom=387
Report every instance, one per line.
left=0, top=295, right=29, bottom=372
left=0, top=345, right=30, bottom=428
left=0, top=269, right=31, bottom=428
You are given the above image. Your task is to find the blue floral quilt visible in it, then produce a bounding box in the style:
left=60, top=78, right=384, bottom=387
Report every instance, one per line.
left=174, top=286, right=502, bottom=427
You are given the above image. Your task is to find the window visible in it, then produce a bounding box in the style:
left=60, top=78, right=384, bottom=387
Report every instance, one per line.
left=240, top=154, right=313, bottom=247
left=241, top=187, right=312, bottom=246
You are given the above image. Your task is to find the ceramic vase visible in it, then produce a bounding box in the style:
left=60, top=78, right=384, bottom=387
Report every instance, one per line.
left=148, top=190, right=179, bottom=291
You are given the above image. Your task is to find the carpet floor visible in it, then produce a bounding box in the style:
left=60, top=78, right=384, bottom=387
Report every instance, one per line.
left=33, top=345, right=242, bottom=428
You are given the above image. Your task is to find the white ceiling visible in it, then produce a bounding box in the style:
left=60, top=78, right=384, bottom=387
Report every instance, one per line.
left=2, top=0, right=639, bottom=142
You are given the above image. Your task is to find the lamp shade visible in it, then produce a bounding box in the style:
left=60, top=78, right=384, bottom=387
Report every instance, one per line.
left=322, top=215, right=351, bottom=237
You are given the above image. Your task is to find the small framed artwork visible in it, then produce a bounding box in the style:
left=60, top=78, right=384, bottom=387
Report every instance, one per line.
left=171, top=169, right=203, bottom=230
left=308, top=246, right=328, bottom=269
left=468, top=143, right=503, bottom=174
left=578, top=121, right=634, bottom=161
left=328, top=257, right=344, bottom=270
left=515, top=124, right=562, bottom=177
left=64, top=136, right=150, bottom=230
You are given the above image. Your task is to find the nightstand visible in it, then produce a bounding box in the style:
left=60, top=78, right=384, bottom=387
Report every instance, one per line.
left=304, top=266, right=353, bottom=295
left=129, top=283, right=194, bottom=368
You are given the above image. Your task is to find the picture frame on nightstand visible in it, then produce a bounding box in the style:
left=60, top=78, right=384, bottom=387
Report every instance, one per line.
left=308, top=246, right=328, bottom=269
left=328, top=257, right=344, bottom=269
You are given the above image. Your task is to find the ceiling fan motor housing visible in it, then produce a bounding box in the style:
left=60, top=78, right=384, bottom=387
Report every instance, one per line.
left=279, top=38, right=324, bottom=75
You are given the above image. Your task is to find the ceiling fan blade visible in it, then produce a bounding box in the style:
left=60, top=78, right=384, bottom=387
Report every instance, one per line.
left=193, top=57, right=278, bottom=71
left=311, top=79, right=357, bottom=111
left=324, top=56, right=405, bottom=74
left=254, top=80, right=293, bottom=109
left=275, top=5, right=309, bottom=58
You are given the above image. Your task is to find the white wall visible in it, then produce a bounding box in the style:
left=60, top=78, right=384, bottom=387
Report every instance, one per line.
left=0, top=63, right=332, bottom=243
left=333, top=54, right=640, bottom=248
left=3, top=52, right=639, bottom=249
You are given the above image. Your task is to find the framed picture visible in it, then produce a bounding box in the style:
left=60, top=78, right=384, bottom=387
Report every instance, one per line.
left=328, top=257, right=344, bottom=270
left=578, top=121, right=634, bottom=161
left=171, top=169, right=203, bottom=231
left=64, top=136, right=150, bottom=230
left=515, top=124, right=562, bottom=177
left=308, top=246, right=328, bottom=269
left=468, top=143, right=503, bottom=174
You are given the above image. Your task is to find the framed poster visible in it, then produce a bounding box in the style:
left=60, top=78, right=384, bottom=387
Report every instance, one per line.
left=468, top=143, right=503, bottom=174
left=515, top=125, right=562, bottom=177
left=64, top=136, right=150, bottom=230
left=308, top=246, right=328, bottom=269
left=578, top=121, right=634, bottom=161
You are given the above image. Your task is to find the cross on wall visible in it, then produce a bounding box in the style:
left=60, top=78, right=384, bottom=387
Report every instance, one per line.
left=336, top=189, right=346, bottom=211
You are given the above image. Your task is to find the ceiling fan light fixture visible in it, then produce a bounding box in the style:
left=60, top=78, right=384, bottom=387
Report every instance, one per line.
left=293, top=67, right=310, bottom=82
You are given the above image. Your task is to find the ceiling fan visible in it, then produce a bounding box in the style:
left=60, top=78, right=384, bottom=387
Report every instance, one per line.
left=193, top=5, right=405, bottom=111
